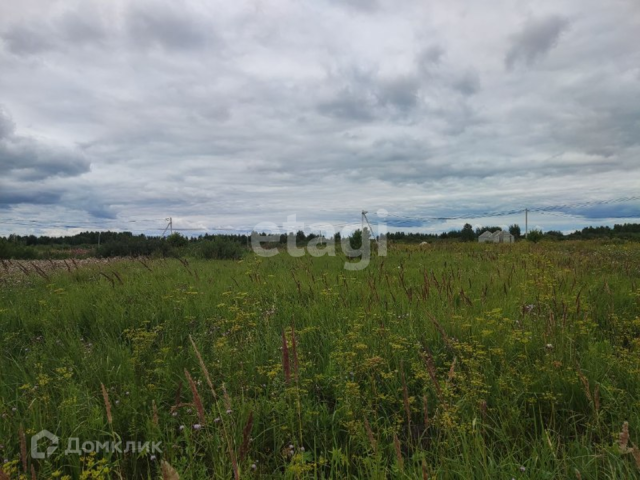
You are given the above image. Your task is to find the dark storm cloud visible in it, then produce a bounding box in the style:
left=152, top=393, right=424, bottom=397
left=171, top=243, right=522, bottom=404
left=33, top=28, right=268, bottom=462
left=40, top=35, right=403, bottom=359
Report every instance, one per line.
left=505, top=15, right=570, bottom=69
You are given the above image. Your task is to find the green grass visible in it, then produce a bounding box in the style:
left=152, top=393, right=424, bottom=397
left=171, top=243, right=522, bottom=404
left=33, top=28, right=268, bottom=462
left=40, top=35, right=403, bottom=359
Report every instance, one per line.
left=1, top=241, right=640, bottom=479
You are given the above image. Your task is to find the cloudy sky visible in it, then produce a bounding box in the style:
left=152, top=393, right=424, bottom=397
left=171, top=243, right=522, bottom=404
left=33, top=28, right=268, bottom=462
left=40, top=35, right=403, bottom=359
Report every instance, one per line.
left=1, top=0, right=639, bottom=237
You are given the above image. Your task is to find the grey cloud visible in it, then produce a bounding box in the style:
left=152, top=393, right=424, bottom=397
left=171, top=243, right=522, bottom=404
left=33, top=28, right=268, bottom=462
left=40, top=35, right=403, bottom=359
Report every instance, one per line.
left=505, top=15, right=570, bottom=69
left=328, top=0, right=379, bottom=12
left=452, top=70, right=480, bottom=96
left=0, top=0, right=638, bottom=234
left=0, top=4, right=108, bottom=56
left=1, top=23, right=53, bottom=55
left=317, top=68, right=421, bottom=121
left=417, top=45, right=445, bottom=71
left=0, top=108, right=90, bottom=181
left=378, top=77, right=420, bottom=110
left=318, top=88, right=377, bottom=121
left=58, top=9, right=107, bottom=45
left=0, top=186, right=61, bottom=207
left=0, top=107, right=15, bottom=138
left=127, top=3, right=214, bottom=51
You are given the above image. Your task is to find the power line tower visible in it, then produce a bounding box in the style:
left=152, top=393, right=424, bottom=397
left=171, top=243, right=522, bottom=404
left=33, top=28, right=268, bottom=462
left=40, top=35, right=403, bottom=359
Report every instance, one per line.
left=361, top=210, right=378, bottom=244
left=162, top=217, right=173, bottom=237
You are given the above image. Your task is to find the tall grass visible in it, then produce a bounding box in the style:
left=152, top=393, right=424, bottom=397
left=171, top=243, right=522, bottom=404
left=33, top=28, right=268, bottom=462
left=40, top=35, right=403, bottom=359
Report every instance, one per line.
left=1, top=241, right=639, bottom=478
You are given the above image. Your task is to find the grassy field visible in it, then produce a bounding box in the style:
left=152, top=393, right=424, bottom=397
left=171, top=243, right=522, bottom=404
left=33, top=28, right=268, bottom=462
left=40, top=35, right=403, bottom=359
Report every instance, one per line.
left=1, top=242, right=640, bottom=479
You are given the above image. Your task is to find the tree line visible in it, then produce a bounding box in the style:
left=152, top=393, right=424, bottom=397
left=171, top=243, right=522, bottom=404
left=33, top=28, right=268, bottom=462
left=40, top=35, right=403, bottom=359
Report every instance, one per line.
left=1, top=223, right=639, bottom=259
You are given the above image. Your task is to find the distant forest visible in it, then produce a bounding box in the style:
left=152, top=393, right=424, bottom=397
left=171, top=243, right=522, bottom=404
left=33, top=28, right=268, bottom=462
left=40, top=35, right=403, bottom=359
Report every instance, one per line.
left=1, top=223, right=639, bottom=260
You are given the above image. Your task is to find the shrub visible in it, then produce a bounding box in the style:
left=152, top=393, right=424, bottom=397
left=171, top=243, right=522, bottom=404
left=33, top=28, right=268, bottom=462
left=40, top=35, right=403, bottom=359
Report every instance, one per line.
left=197, top=237, right=245, bottom=260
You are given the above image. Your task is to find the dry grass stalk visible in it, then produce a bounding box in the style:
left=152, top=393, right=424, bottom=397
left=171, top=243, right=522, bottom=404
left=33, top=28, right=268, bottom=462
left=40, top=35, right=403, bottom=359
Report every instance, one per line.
left=631, top=444, right=640, bottom=469
left=421, top=351, right=443, bottom=402
left=575, top=366, right=593, bottom=404
left=33, top=264, right=49, bottom=281
left=152, top=400, right=159, bottom=426
left=422, top=395, right=430, bottom=432
left=620, top=421, right=631, bottom=453
left=574, top=468, right=582, bottom=479
left=0, top=468, right=9, bottom=480
left=188, top=336, right=218, bottom=400
left=393, top=433, right=404, bottom=471
left=479, top=399, right=488, bottom=423
left=447, top=357, right=457, bottom=383
left=290, top=324, right=300, bottom=382
left=400, top=365, right=411, bottom=434
left=16, top=262, right=30, bottom=276
left=112, top=270, right=124, bottom=285
left=31, top=465, right=36, bottom=480
left=184, top=369, right=206, bottom=425
left=230, top=450, right=239, bottom=480
left=99, top=272, right=115, bottom=288
left=363, top=416, right=377, bottom=453
left=137, top=258, right=153, bottom=272
left=161, top=460, right=180, bottom=480
left=282, top=330, right=291, bottom=384
left=187, top=337, right=238, bottom=480
left=101, top=383, right=112, bottom=425
left=427, top=315, right=453, bottom=351
left=239, top=411, right=254, bottom=462
left=174, top=381, right=183, bottom=408
left=422, top=458, right=429, bottom=479
left=222, top=383, right=232, bottom=412
left=19, top=425, right=27, bottom=473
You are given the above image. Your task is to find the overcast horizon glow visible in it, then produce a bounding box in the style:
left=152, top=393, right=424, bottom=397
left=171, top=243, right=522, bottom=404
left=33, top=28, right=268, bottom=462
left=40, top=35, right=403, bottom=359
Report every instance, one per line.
left=1, top=0, right=639, bottom=238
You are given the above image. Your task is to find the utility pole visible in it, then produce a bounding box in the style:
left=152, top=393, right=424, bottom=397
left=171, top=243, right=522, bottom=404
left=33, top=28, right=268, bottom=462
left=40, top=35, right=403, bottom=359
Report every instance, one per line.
left=161, top=217, right=173, bottom=237
left=525, top=209, right=528, bottom=239
left=361, top=210, right=378, bottom=245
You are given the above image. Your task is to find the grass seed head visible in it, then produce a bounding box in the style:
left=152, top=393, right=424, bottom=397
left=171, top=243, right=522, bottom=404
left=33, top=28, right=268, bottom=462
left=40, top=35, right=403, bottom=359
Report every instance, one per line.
left=100, top=383, right=112, bottom=425
left=185, top=370, right=206, bottom=425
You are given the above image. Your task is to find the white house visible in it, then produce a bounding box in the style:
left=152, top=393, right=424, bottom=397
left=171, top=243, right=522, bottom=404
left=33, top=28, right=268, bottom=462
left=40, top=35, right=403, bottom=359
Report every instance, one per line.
left=478, top=230, right=514, bottom=243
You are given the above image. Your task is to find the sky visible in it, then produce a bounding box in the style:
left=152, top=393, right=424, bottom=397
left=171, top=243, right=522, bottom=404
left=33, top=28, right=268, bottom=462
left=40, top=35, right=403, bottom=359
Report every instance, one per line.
left=0, top=0, right=639, bottom=237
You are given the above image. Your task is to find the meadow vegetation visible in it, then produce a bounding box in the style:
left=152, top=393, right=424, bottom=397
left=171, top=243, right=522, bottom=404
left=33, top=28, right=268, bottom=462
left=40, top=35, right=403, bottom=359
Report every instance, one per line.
left=1, top=241, right=640, bottom=478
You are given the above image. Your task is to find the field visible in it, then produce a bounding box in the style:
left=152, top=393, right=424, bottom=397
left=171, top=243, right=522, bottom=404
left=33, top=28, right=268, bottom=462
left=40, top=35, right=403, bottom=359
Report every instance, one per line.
left=1, top=242, right=640, bottom=479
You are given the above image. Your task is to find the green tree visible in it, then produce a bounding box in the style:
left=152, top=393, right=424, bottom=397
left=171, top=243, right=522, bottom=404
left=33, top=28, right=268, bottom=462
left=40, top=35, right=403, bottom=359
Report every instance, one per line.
left=167, top=232, right=188, bottom=248
left=527, top=229, right=543, bottom=243
left=350, top=229, right=363, bottom=250
left=509, top=224, right=521, bottom=239
left=461, top=223, right=476, bottom=242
